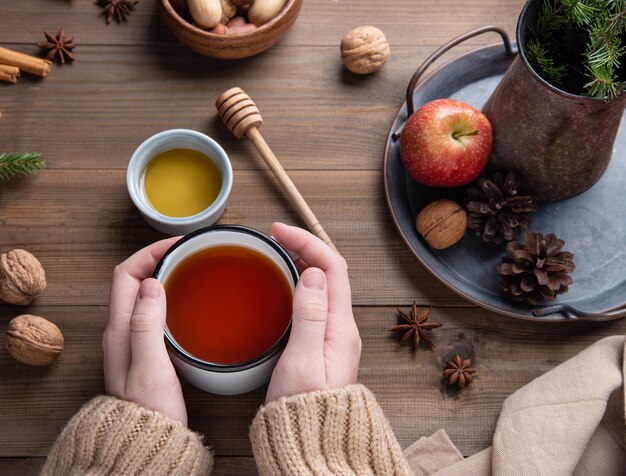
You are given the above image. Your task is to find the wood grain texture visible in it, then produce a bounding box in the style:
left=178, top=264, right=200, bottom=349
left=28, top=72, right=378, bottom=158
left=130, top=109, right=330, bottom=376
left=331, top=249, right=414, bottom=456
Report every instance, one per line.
left=1, top=305, right=622, bottom=458
left=1, top=0, right=624, bottom=474
left=0, top=44, right=488, bottom=171
left=0, top=457, right=259, bottom=475
left=0, top=0, right=524, bottom=47
left=0, top=169, right=465, bottom=306
left=0, top=458, right=44, bottom=476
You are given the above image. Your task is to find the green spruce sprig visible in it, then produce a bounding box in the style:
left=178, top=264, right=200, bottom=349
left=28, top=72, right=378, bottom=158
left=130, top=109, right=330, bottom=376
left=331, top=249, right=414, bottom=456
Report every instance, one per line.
left=0, top=153, right=46, bottom=180
left=527, top=0, right=626, bottom=98
left=527, top=38, right=569, bottom=85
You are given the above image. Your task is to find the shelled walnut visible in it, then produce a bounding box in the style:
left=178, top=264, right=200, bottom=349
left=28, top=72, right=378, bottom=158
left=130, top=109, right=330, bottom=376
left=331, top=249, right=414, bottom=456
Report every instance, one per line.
left=5, top=314, right=64, bottom=366
left=0, top=249, right=46, bottom=305
left=341, top=26, right=390, bottom=74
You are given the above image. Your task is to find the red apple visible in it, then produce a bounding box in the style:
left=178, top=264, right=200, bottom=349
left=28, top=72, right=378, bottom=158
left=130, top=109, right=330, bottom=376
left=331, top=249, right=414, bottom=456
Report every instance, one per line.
left=400, top=99, right=493, bottom=187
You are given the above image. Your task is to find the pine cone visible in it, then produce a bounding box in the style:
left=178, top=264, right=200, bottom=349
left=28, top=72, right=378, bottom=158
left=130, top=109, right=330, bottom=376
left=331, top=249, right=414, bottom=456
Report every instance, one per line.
left=497, top=231, right=575, bottom=305
left=466, top=172, right=537, bottom=244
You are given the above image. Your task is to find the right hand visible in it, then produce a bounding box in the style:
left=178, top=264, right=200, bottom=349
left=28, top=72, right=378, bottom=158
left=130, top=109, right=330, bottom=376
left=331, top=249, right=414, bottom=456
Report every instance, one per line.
left=103, top=238, right=188, bottom=426
left=265, top=223, right=362, bottom=403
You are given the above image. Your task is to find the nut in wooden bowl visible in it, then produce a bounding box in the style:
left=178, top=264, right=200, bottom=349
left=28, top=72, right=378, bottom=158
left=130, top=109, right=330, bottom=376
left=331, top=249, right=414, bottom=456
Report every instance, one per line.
left=0, top=249, right=46, bottom=305
left=416, top=199, right=468, bottom=250
left=341, top=26, right=390, bottom=74
left=5, top=315, right=64, bottom=366
left=157, top=0, right=303, bottom=59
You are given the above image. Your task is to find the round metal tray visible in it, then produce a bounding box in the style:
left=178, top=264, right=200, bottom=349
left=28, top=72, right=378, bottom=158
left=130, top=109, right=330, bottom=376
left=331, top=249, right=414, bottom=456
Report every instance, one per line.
left=383, top=28, right=626, bottom=322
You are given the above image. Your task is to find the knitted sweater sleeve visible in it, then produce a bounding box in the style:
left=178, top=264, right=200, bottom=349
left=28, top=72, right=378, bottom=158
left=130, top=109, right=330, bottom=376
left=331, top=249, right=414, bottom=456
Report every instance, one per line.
left=249, top=384, right=412, bottom=475
left=41, top=396, right=213, bottom=476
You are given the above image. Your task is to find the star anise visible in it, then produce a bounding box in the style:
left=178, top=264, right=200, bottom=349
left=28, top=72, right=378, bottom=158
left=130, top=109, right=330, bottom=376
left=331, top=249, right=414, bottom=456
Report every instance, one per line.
left=442, top=355, right=476, bottom=388
left=37, top=28, right=76, bottom=64
left=99, top=0, right=139, bottom=24
left=389, top=303, right=441, bottom=350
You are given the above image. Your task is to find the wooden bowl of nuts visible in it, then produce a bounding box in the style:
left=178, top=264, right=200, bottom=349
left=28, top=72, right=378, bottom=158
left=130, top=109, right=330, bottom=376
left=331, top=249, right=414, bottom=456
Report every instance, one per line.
left=157, top=0, right=303, bottom=59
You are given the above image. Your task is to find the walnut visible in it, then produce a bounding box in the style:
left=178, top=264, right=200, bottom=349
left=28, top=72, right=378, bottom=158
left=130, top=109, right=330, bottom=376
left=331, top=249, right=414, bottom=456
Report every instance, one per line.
left=0, top=249, right=46, bottom=305
left=5, top=314, right=64, bottom=366
left=341, top=26, right=390, bottom=74
left=416, top=199, right=468, bottom=250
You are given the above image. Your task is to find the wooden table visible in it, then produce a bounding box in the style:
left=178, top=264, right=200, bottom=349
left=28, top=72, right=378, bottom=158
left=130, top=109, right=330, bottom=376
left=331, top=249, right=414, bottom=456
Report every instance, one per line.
left=1, top=1, right=624, bottom=474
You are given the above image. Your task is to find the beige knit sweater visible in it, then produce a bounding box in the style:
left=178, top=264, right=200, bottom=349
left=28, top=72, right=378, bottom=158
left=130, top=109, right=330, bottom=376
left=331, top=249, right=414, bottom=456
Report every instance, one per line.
left=42, top=385, right=411, bottom=475
left=41, top=396, right=214, bottom=475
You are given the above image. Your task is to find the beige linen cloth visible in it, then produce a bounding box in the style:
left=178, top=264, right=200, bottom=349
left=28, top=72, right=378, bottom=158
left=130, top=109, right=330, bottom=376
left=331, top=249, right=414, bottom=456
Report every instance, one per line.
left=403, top=335, right=626, bottom=476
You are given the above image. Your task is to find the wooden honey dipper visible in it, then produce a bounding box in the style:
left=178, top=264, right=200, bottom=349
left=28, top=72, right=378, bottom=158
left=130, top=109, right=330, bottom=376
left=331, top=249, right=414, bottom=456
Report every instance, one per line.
left=215, top=87, right=338, bottom=253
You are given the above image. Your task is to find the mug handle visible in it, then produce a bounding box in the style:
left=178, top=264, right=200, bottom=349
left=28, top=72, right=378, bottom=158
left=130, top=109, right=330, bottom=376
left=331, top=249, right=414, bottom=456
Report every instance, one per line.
left=405, top=25, right=515, bottom=116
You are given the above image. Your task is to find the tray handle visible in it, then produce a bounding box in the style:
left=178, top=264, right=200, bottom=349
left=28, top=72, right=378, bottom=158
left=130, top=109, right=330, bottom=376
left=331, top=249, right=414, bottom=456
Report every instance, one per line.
left=406, top=25, right=515, bottom=116
left=533, top=302, right=626, bottom=322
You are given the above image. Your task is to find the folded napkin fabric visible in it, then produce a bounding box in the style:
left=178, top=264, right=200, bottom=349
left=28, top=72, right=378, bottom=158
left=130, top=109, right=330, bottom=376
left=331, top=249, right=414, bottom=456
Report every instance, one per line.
left=403, top=335, right=626, bottom=476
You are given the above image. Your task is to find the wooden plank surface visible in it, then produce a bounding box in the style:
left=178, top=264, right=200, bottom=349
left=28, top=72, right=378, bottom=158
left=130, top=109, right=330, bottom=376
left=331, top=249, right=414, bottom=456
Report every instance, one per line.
left=0, top=169, right=465, bottom=306
left=0, top=1, right=524, bottom=47
left=0, top=44, right=487, bottom=171
left=1, top=0, right=623, bottom=475
left=1, top=305, right=622, bottom=458
left=0, top=457, right=259, bottom=476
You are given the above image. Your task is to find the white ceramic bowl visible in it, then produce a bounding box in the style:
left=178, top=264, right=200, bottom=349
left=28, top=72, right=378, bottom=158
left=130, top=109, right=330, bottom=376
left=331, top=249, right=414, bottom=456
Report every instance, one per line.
left=153, top=225, right=298, bottom=395
left=127, top=129, right=233, bottom=235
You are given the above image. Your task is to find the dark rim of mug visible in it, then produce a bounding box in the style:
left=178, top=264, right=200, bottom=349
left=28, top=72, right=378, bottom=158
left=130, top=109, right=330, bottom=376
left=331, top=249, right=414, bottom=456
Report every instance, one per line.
left=153, top=224, right=298, bottom=373
left=517, top=0, right=618, bottom=102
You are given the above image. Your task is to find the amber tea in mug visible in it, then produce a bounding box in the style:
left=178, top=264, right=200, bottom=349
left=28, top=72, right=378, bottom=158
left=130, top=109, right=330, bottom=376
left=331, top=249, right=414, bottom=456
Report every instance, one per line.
left=164, top=245, right=293, bottom=364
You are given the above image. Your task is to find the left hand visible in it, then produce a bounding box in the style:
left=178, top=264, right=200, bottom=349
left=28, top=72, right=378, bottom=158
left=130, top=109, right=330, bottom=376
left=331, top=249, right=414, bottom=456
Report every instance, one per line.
left=102, top=238, right=188, bottom=426
left=265, top=223, right=361, bottom=403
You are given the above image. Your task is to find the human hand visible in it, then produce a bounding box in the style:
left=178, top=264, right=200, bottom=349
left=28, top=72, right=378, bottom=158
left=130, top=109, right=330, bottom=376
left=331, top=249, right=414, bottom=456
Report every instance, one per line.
left=265, top=223, right=361, bottom=403
left=102, top=237, right=188, bottom=426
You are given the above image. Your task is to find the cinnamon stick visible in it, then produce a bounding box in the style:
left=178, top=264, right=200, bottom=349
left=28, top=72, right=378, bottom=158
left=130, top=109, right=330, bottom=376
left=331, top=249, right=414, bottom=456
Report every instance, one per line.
left=0, top=64, right=20, bottom=83
left=0, top=47, right=51, bottom=77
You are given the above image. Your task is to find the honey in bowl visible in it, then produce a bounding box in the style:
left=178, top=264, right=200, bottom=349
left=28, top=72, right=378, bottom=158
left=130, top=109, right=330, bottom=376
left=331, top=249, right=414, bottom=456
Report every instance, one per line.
left=165, top=245, right=293, bottom=364
left=143, top=148, right=222, bottom=218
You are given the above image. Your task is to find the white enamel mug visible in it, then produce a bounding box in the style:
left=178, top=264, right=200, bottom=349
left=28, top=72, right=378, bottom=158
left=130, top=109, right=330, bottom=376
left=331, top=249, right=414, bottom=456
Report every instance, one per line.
left=153, top=225, right=298, bottom=395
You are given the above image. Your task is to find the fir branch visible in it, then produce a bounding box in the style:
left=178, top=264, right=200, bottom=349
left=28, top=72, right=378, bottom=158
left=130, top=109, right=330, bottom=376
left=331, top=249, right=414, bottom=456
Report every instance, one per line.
left=527, top=39, right=568, bottom=86
left=585, top=63, right=620, bottom=96
left=529, top=0, right=565, bottom=43
left=587, top=34, right=619, bottom=69
left=584, top=4, right=626, bottom=97
left=562, top=0, right=597, bottom=26
left=607, top=8, right=626, bottom=30
left=527, top=0, right=626, bottom=98
left=0, top=153, right=45, bottom=180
